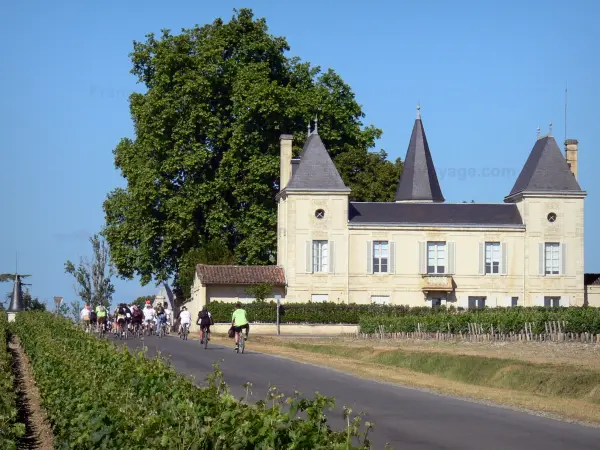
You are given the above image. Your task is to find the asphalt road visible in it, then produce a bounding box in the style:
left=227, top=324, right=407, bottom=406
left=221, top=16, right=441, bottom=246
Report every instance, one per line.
left=121, top=335, right=600, bottom=449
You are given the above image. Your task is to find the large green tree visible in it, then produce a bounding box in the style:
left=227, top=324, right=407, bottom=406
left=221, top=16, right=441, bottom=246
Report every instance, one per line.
left=103, top=8, right=402, bottom=294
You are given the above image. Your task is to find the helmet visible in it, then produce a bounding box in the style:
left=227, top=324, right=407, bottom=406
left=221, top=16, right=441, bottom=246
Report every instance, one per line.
left=145, top=300, right=151, bottom=305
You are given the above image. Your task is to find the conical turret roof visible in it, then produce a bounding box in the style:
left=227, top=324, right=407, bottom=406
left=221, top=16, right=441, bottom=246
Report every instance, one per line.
left=395, top=107, right=444, bottom=202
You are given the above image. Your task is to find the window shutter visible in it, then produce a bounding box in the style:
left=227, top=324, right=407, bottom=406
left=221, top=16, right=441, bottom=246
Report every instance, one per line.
left=501, top=242, right=508, bottom=275
left=478, top=242, right=485, bottom=275
left=458, top=296, right=469, bottom=309
left=305, top=241, right=313, bottom=273
left=561, top=243, right=567, bottom=275
left=560, top=296, right=570, bottom=307
left=447, top=241, right=455, bottom=274
left=419, top=241, right=427, bottom=274
left=328, top=240, right=335, bottom=274
left=486, top=296, right=496, bottom=308
left=538, top=243, right=545, bottom=276
left=389, top=241, right=396, bottom=274
left=366, top=241, right=373, bottom=274
left=503, top=296, right=512, bottom=307
left=535, top=295, right=544, bottom=307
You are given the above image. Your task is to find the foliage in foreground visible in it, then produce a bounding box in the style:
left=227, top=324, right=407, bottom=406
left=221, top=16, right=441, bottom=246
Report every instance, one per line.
left=359, top=307, right=600, bottom=335
left=13, top=312, right=376, bottom=449
left=0, top=313, right=25, bottom=450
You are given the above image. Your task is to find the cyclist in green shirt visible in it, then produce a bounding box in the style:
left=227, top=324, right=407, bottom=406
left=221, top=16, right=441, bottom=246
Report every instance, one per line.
left=95, top=304, right=108, bottom=332
left=231, top=303, right=249, bottom=351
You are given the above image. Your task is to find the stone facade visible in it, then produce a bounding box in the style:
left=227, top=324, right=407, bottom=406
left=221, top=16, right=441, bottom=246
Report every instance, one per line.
left=189, top=109, right=587, bottom=318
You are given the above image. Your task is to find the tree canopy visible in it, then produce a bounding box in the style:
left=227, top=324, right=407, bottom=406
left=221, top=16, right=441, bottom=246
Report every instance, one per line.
left=65, top=235, right=115, bottom=309
left=103, top=8, right=402, bottom=295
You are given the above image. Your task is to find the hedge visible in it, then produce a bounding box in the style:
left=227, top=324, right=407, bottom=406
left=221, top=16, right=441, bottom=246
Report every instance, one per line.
left=13, top=312, right=375, bottom=449
left=0, top=313, right=24, bottom=450
left=208, top=301, right=437, bottom=324
left=359, top=307, right=600, bottom=335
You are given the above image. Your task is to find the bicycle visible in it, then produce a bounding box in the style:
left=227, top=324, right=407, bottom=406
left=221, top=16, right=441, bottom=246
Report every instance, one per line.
left=236, top=330, right=246, bottom=354
left=97, top=320, right=106, bottom=338
left=157, top=319, right=167, bottom=338
left=200, top=326, right=210, bottom=348
left=180, top=323, right=190, bottom=341
left=132, top=322, right=142, bottom=338
left=118, top=320, right=128, bottom=340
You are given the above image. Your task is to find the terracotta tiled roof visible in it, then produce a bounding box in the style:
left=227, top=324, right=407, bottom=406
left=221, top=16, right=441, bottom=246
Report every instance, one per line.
left=195, top=264, right=286, bottom=286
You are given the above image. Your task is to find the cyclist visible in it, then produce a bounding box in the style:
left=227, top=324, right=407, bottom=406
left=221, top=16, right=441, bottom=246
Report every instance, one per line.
left=142, top=301, right=156, bottom=333
left=95, top=303, right=107, bottom=332
left=178, top=306, right=192, bottom=337
left=164, top=303, right=173, bottom=333
left=197, top=306, right=212, bottom=344
left=155, top=301, right=166, bottom=335
left=231, top=302, right=249, bottom=351
left=163, top=302, right=172, bottom=334
left=80, top=305, right=92, bottom=332
left=131, top=305, right=144, bottom=334
left=116, top=303, right=131, bottom=336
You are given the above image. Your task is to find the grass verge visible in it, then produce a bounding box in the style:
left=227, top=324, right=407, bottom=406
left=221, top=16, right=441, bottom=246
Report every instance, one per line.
left=208, top=334, right=600, bottom=425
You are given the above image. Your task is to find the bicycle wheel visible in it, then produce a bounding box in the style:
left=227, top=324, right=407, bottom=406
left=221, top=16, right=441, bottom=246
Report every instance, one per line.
left=203, top=329, right=207, bottom=348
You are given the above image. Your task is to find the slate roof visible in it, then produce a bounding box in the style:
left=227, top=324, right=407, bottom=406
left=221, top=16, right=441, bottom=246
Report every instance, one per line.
left=195, top=264, right=286, bottom=286
left=395, top=110, right=445, bottom=202
left=584, top=274, right=600, bottom=286
left=348, top=202, right=524, bottom=227
left=507, top=136, right=583, bottom=198
left=285, top=132, right=350, bottom=192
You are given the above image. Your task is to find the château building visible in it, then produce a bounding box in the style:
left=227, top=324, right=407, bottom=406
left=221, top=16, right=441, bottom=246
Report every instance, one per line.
left=189, top=107, right=588, bottom=323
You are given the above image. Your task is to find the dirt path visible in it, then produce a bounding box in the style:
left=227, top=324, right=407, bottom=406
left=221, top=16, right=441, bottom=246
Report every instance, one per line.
left=8, top=336, right=54, bottom=450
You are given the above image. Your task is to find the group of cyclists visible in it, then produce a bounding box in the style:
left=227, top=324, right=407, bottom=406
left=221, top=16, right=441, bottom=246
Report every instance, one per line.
left=78, top=299, right=250, bottom=351
left=79, top=300, right=185, bottom=338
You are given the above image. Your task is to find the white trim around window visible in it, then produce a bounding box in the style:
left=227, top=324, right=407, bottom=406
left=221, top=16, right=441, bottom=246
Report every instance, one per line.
left=427, top=241, right=446, bottom=274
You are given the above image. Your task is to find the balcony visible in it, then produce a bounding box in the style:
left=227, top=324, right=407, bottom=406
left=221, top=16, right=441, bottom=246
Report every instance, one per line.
left=421, top=274, right=454, bottom=293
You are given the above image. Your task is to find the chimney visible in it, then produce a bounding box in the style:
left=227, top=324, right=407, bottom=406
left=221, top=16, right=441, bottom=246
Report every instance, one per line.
left=565, top=139, right=578, bottom=180
left=279, top=134, right=293, bottom=190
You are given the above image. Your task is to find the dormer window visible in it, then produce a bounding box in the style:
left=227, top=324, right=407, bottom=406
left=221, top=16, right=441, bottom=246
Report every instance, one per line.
left=315, top=209, right=325, bottom=219
left=547, top=212, right=557, bottom=223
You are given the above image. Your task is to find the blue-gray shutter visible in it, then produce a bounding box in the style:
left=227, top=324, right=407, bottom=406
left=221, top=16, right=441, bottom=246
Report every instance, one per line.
left=501, top=242, right=508, bottom=275
left=389, top=241, right=396, bottom=274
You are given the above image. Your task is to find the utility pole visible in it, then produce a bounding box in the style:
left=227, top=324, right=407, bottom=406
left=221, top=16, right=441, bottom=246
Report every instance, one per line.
left=275, top=294, right=281, bottom=336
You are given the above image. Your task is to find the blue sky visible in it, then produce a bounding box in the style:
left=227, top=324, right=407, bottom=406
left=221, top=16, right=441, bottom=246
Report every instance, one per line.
left=1, top=0, right=599, bottom=306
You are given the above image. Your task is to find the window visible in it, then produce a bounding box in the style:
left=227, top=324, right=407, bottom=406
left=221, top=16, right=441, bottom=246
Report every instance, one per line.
left=371, top=295, right=390, bottom=305
left=373, top=241, right=389, bottom=273
left=431, top=298, right=442, bottom=308
left=312, top=240, right=328, bottom=273
left=311, top=294, right=329, bottom=302
left=485, top=242, right=500, bottom=274
left=468, top=296, right=486, bottom=309
left=544, top=296, right=560, bottom=308
left=511, top=297, right=519, bottom=307
left=545, top=243, right=560, bottom=275
left=427, top=242, right=446, bottom=274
